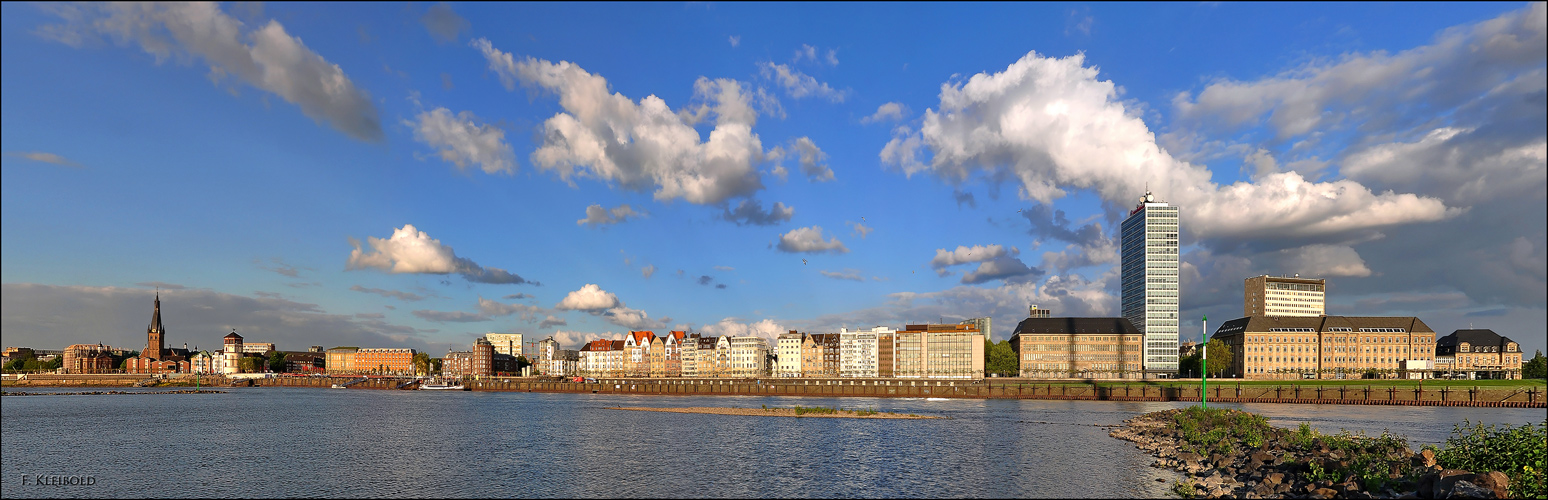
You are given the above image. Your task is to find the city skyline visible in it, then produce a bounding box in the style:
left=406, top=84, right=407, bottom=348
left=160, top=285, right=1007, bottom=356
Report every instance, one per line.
left=2, top=2, right=1544, bottom=356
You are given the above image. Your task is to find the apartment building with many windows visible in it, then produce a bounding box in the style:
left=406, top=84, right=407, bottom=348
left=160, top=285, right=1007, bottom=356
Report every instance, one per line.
left=1009, top=314, right=1144, bottom=379
left=777, top=331, right=805, bottom=377
left=1211, top=316, right=1437, bottom=380
left=893, top=324, right=984, bottom=379
left=1434, top=329, right=1523, bottom=380
left=1121, top=190, right=1180, bottom=377
left=1245, top=275, right=1326, bottom=317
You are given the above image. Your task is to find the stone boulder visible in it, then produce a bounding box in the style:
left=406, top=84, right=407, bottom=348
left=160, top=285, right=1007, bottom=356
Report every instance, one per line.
left=1449, top=480, right=1497, bottom=499
left=1432, top=470, right=1476, bottom=499
left=1471, top=471, right=1509, bottom=499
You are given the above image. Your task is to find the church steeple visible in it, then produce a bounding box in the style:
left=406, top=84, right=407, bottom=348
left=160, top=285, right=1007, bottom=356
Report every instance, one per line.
left=146, top=292, right=165, bottom=359
left=149, top=292, right=164, bottom=333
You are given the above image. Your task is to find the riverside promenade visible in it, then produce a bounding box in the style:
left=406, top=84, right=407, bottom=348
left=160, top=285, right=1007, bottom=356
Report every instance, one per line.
left=11, top=373, right=1539, bottom=408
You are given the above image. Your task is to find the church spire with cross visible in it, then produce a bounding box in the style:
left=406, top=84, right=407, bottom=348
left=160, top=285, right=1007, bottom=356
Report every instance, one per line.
left=146, top=291, right=166, bottom=359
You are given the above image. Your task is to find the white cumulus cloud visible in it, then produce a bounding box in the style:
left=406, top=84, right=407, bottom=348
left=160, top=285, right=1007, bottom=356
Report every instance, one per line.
left=473, top=38, right=769, bottom=205
left=880, top=50, right=1456, bottom=249
left=410, top=107, right=515, bottom=174
left=862, top=102, right=908, bottom=124
left=1172, top=3, right=1546, bottom=140
left=776, top=226, right=848, bottom=254
left=758, top=62, right=845, bottom=102
left=346, top=224, right=536, bottom=285
left=700, top=317, right=786, bottom=344
left=555, top=284, right=621, bottom=311
left=40, top=2, right=382, bottom=141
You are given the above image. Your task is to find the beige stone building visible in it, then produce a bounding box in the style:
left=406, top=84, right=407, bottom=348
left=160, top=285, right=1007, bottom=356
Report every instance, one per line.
left=325, top=347, right=359, bottom=375
left=1244, top=275, right=1326, bottom=317
left=894, top=324, right=984, bottom=379
left=485, top=333, right=525, bottom=358
left=802, top=334, right=840, bottom=377
left=1434, top=329, right=1523, bottom=379
left=1009, top=317, right=1144, bottom=379
left=1211, top=316, right=1437, bottom=380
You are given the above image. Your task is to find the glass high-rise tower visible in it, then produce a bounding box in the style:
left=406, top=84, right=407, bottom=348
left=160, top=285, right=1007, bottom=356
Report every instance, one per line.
left=1121, top=191, right=1179, bottom=376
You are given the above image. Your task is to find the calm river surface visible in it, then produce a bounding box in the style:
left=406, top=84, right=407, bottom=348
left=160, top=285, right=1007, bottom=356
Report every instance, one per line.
left=2, top=387, right=1541, bottom=498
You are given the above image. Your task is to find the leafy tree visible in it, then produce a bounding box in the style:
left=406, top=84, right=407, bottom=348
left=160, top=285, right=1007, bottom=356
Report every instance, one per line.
left=515, top=356, right=533, bottom=373
left=1520, top=350, right=1546, bottom=380
left=430, top=358, right=443, bottom=373
left=984, top=339, right=1019, bottom=377
left=237, top=356, right=263, bottom=373
left=1179, top=353, right=1201, bottom=378
left=44, top=356, right=63, bottom=370
left=413, top=352, right=431, bottom=375
left=268, top=351, right=288, bottom=373
left=1204, top=339, right=1233, bottom=378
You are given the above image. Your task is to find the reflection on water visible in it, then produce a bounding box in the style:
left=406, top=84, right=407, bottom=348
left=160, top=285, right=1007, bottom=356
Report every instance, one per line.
left=2, top=388, right=1540, bottom=498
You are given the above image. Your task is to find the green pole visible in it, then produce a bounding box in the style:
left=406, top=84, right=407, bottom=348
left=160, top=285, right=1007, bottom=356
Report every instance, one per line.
left=1202, top=314, right=1208, bottom=410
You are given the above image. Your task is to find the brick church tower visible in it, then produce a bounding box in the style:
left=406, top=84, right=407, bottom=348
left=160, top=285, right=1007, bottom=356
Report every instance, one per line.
left=145, top=292, right=166, bottom=360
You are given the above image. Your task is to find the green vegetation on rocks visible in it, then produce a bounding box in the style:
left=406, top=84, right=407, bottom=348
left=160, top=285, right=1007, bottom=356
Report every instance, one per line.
left=1430, top=420, right=1547, bottom=498
left=1112, top=407, right=1546, bottom=499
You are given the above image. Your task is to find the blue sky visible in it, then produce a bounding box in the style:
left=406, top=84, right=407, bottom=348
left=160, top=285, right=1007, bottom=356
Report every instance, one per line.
left=3, top=2, right=1544, bottom=357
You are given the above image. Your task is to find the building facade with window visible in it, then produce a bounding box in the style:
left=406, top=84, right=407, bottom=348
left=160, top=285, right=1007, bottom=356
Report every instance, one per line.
left=63, top=344, right=116, bottom=374
left=893, top=324, right=984, bottom=379
left=725, top=336, right=770, bottom=378
left=776, top=331, right=805, bottom=377
left=1244, top=275, right=1326, bottom=317
left=485, top=333, right=524, bottom=358
left=1121, top=191, right=1180, bottom=377
left=838, top=328, right=880, bottom=378
left=1211, top=316, right=1436, bottom=380
left=1009, top=315, right=1143, bottom=379
left=1434, top=329, right=1523, bottom=380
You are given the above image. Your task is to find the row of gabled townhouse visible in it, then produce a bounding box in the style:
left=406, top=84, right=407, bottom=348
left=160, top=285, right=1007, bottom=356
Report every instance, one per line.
left=776, top=324, right=986, bottom=379
left=576, top=332, right=770, bottom=378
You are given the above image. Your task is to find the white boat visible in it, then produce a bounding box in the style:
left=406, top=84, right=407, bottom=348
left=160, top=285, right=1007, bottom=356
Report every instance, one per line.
left=419, top=378, right=464, bottom=390
left=330, top=384, right=346, bottom=389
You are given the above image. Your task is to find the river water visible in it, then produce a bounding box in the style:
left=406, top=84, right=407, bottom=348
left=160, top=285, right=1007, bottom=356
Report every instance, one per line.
left=2, top=387, right=1541, bottom=498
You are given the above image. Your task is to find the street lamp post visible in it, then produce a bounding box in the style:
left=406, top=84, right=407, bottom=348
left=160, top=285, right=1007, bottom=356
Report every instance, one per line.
left=1201, top=315, right=1208, bottom=410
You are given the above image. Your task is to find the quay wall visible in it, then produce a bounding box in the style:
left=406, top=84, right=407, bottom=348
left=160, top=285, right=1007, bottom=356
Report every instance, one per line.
left=7, top=374, right=1543, bottom=407
left=461, top=377, right=1546, bottom=408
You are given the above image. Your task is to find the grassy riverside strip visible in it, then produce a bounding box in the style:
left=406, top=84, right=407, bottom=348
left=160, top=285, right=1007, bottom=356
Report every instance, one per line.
left=1110, top=407, right=1547, bottom=499
left=2, top=390, right=225, bottom=396
left=607, top=406, right=945, bottom=419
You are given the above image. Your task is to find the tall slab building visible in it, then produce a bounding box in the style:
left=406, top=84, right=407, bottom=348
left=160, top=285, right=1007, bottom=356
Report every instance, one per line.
left=1244, top=275, right=1326, bottom=317
left=1121, top=191, right=1179, bottom=376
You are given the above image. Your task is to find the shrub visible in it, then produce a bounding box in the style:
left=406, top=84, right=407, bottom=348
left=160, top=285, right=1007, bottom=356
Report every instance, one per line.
left=1435, top=420, right=1547, bottom=499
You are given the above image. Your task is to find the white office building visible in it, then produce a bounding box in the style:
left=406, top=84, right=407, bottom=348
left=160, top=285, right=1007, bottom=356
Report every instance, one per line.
left=1121, top=190, right=1180, bottom=376
left=839, top=328, right=883, bottom=378
left=1244, top=275, right=1326, bottom=317
left=485, top=333, right=524, bottom=358
left=776, top=332, right=804, bottom=377
left=726, top=336, right=769, bottom=378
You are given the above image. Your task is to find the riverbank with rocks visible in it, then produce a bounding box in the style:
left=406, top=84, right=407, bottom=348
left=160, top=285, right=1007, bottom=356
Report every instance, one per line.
left=1109, top=407, right=1523, bottom=499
